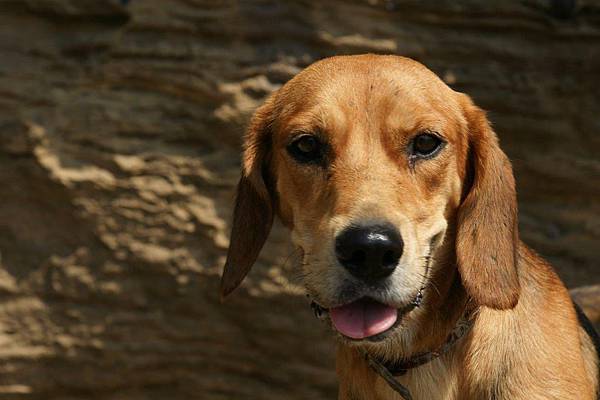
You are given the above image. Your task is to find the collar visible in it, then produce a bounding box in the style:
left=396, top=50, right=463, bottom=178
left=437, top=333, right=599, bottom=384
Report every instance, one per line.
left=362, top=303, right=476, bottom=400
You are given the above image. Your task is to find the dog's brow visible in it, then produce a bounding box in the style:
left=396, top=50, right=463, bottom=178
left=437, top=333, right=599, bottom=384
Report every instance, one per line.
left=283, top=112, right=328, bottom=136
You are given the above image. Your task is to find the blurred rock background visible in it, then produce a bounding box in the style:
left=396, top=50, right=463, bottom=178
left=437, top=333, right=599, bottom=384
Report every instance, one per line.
left=0, top=0, right=598, bottom=399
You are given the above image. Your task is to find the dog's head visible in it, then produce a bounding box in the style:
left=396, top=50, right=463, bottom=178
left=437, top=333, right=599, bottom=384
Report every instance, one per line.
left=221, top=55, right=519, bottom=349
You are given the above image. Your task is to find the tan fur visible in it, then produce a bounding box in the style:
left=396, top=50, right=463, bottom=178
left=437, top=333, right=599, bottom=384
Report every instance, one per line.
left=221, top=55, right=598, bottom=399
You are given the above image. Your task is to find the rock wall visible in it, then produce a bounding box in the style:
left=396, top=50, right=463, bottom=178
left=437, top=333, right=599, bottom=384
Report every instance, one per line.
left=0, top=1, right=598, bottom=398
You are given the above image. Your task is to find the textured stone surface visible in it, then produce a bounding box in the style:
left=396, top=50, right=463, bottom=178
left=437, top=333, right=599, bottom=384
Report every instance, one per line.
left=0, top=0, right=598, bottom=398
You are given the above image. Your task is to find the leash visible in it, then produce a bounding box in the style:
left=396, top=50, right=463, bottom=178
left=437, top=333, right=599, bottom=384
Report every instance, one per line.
left=363, top=351, right=415, bottom=400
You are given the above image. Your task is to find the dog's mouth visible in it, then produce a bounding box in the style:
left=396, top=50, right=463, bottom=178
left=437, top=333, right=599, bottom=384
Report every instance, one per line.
left=330, top=297, right=398, bottom=339
left=311, top=291, right=423, bottom=341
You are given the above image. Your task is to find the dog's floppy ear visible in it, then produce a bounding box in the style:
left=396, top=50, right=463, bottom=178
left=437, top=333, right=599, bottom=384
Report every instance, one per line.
left=220, top=98, right=276, bottom=299
left=456, top=95, right=520, bottom=310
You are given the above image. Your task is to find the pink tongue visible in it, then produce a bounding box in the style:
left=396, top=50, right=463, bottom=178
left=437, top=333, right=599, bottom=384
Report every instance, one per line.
left=330, top=299, right=398, bottom=339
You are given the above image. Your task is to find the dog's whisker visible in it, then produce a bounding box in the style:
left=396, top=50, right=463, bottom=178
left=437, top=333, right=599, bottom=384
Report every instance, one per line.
left=426, top=281, right=442, bottom=298
left=278, top=247, right=303, bottom=269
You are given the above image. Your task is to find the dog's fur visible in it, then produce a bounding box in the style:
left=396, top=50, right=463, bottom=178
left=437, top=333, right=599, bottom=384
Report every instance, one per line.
left=221, top=54, right=599, bottom=399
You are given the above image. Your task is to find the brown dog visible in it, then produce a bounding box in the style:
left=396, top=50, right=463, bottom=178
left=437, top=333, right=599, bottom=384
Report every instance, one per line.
left=220, top=54, right=599, bottom=399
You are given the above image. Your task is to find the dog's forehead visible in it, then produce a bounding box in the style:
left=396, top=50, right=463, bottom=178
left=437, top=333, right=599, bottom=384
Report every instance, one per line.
left=275, top=55, right=463, bottom=136
left=288, top=56, right=453, bottom=101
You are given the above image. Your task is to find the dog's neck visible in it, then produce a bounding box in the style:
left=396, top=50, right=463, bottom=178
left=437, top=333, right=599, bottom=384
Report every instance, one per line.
left=362, top=300, right=475, bottom=399
left=376, top=266, right=470, bottom=361
left=372, top=301, right=475, bottom=374
left=337, top=270, right=472, bottom=399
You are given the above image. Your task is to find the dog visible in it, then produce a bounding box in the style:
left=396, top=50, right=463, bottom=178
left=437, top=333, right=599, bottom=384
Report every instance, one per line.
left=220, top=54, right=599, bottom=399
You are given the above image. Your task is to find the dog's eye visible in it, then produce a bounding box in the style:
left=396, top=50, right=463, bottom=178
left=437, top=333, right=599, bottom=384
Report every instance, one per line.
left=411, top=133, right=443, bottom=157
left=288, top=134, right=323, bottom=163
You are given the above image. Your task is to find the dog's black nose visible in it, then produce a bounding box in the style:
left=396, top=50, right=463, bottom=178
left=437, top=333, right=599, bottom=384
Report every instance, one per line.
left=335, top=224, right=403, bottom=282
